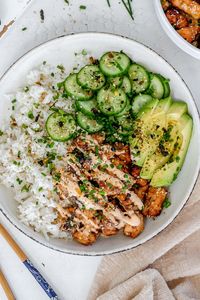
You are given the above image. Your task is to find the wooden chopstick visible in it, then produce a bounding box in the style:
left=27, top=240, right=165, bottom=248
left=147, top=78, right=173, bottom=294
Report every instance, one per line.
left=0, top=224, right=59, bottom=299
left=0, top=224, right=26, bottom=261
left=0, top=270, right=15, bottom=300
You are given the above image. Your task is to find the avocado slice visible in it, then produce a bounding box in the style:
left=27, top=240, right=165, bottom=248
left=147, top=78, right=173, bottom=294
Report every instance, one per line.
left=152, top=97, right=172, bottom=119
left=140, top=124, right=179, bottom=179
left=150, top=114, right=193, bottom=187
left=130, top=97, right=172, bottom=167
left=167, top=101, right=188, bottom=121
left=140, top=100, right=188, bottom=179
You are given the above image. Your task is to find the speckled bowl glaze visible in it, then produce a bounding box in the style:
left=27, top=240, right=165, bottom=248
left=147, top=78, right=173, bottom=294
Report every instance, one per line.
left=0, top=33, right=199, bottom=255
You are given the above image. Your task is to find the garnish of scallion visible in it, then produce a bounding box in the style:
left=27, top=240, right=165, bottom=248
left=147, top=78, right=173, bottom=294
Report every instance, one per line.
left=106, top=0, right=111, bottom=7
left=121, top=0, right=134, bottom=20
left=106, top=0, right=134, bottom=20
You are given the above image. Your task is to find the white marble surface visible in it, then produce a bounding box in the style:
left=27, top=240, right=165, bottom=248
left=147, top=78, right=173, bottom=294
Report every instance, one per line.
left=0, top=0, right=200, bottom=299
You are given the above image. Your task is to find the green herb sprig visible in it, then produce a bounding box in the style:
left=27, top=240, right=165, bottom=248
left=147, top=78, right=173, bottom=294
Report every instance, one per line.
left=106, top=0, right=134, bottom=20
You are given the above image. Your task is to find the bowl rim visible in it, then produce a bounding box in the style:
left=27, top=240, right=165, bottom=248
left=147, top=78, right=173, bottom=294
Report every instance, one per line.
left=154, top=0, right=200, bottom=58
left=0, top=32, right=200, bottom=256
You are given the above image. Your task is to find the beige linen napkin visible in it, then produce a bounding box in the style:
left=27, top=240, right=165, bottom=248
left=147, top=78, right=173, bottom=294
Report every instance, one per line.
left=88, top=178, right=200, bottom=300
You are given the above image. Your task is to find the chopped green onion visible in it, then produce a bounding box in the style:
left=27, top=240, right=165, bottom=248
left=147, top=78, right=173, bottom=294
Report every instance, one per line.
left=80, top=5, right=86, bottom=9
left=117, top=164, right=123, bottom=170
left=16, top=178, right=23, bottom=185
left=81, top=49, right=87, bottom=55
left=28, top=111, right=34, bottom=119
left=21, top=184, right=30, bottom=192
left=163, top=198, right=171, bottom=208
left=106, top=0, right=110, bottom=7
left=53, top=172, right=61, bottom=182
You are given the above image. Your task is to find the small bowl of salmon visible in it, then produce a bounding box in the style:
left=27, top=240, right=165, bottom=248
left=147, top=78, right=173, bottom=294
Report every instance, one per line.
left=154, top=0, right=200, bottom=59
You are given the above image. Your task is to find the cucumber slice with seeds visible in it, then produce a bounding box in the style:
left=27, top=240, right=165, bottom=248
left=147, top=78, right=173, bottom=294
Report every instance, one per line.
left=64, top=74, right=93, bottom=101
left=148, top=74, right=164, bottom=99
left=121, top=76, right=132, bottom=96
left=76, top=98, right=99, bottom=117
left=100, top=51, right=130, bottom=77
left=158, top=74, right=170, bottom=98
left=132, top=94, right=153, bottom=115
left=77, top=65, right=105, bottom=91
left=77, top=111, right=103, bottom=133
left=97, top=86, right=127, bottom=116
left=128, top=64, right=150, bottom=94
left=107, top=76, right=123, bottom=87
left=46, top=111, right=76, bottom=142
left=115, top=98, right=131, bottom=117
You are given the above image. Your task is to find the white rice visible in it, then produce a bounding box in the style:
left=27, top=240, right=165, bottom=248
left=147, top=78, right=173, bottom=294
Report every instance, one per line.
left=0, top=59, right=89, bottom=239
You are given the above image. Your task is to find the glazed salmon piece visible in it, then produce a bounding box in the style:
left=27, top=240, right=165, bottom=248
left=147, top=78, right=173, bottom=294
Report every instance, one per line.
left=143, top=187, right=167, bottom=217
left=171, top=0, right=200, bottom=19
left=178, top=25, right=200, bottom=42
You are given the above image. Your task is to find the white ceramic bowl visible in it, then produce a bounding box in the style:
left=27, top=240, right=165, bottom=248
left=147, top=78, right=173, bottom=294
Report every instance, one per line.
left=0, top=33, right=200, bottom=256
left=154, top=0, right=200, bottom=59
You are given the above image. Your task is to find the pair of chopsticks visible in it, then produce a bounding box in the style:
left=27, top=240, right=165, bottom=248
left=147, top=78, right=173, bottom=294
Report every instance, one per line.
left=0, top=224, right=59, bottom=299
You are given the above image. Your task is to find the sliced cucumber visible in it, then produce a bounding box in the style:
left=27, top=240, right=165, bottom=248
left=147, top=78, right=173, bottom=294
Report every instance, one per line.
left=115, top=98, right=131, bottom=117
left=64, top=74, right=93, bottom=101
left=100, top=51, right=130, bottom=77
left=121, top=76, right=132, bottom=96
left=148, top=74, right=164, bottom=99
left=107, top=76, right=123, bottom=87
left=132, top=94, right=153, bottom=115
left=128, top=64, right=150, bottom=94
left=158, top=74, right=170, bottom=98
left=46, top=111, right=76, bottom=142
left=77, top=65, right=105, bottom=91
left=76, top=98, right=99, bottom=117
left=77, top=111, right=103, bottom=133
left=97, top=86, right=127, bottom=116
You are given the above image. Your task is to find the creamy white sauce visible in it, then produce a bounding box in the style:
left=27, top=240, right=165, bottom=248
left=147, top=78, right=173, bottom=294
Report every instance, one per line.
left=58, top=172, right=141, bottom=229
